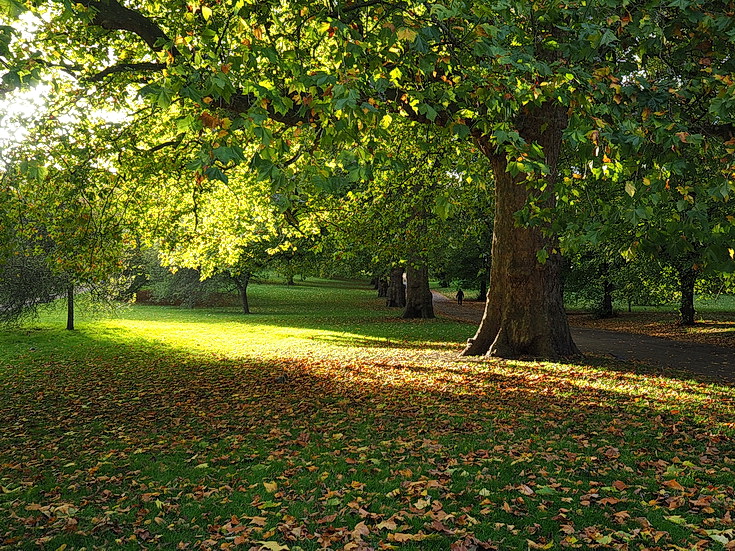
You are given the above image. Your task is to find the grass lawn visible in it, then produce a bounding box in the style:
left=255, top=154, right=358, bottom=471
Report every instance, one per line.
left=1, top=280, right=734, bottom=550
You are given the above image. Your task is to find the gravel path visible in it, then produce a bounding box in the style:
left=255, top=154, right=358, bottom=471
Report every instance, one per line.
left=432, top=291, right=735, bottom=383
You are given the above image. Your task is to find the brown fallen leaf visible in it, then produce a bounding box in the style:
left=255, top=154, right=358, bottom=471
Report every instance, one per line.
left=663, top=479, right=685, bottom=491
left=389, top=532, right=427, bottom=542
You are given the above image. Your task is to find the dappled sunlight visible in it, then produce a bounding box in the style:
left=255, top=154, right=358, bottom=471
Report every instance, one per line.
left=66, top=313, right=735, bottom=438
left=3, top=307, right=735, bottom=550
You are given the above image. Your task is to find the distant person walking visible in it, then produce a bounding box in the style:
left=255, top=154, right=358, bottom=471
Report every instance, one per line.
left=456, top=288, right=464, bottom=306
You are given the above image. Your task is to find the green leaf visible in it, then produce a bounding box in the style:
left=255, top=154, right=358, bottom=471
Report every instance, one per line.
left=452, top=123, right=470, bottom=138
left=535, top=485, right=558, bottom=496
left=176, top=115, right=195, bottom=132
left=204, top=166, right=228, bottom=183
left=599, top=29, right=618, bottom=47
left=213, top=146, right=246, bottom=164
left=0, top=0, right=26, bottom=17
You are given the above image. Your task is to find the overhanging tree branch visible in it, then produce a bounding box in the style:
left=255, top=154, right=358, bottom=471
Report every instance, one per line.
left=88, top=61, right=167, bottom=82
left=77, top=0, right=177, bottom=54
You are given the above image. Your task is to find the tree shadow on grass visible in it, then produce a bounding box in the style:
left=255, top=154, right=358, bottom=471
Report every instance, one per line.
left=2, top=329, right=735, bottom=549
left=307, top=333, right=453, bottom=351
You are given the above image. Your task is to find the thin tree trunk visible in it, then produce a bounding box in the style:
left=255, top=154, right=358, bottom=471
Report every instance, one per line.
left=478, top=278, right=487, bottom=303
left=66, top=284, right=74, bottom=331
left=600, top=280, right=614, bottom=318
left=599, top=263, right=614, bottom=318
left=377, top=278, right=388, bottom=298
left=403, top=261, right=434, bottom=319
left=386, top=266, right=405, bottom=308
left=679, top=265, right=696, bottom=326
left=462, top=103, right=579, bottom=359
left=233, top=273, right=251, bottom=314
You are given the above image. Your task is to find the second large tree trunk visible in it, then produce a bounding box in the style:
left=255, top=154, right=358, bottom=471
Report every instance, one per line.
left=403, top=261, right=434, bottom=319
left=462, top=103, right=579, bottom=359
left=679, top=264, right=697, bottom=326
left=386, top=267, right=406, bottom=308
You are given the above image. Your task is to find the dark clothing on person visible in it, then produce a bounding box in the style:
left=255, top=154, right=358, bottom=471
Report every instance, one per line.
left=456, top=289, right=464, bottom=305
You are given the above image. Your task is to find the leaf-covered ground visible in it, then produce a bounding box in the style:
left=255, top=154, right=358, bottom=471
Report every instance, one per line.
left=569, top=312, right=735, bottom=349
left=1, top=282, right=734, bottom=550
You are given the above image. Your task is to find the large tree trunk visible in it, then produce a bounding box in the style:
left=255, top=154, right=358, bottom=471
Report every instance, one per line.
left=66, top=283, right=74, bottom=331
left=386, top=266, right=406, bottom=308
left=462, top=103, right=579, bottom=359
left=679, top=265, right=697, bottom=326
left=403, top=261, right=434, bottom=319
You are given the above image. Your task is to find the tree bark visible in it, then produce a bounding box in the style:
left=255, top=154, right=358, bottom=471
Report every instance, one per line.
left=599, top=263, right=615, bottom=318
left=462, top=103, right=579, bottom=359
left=232, top=272, right=251, bottom=314
left=600, top=279, right=614, bottom=318
left=386, top=266, right=406, bottom=308
left=403, top=261, right=434, bottom=319
left=66, top=284, right=74, bottom=331
left=679, top=265, right=697, bottom=326
left=478, top=278, right=487, bottom=303
left=377, top=278, right=388, bottom=298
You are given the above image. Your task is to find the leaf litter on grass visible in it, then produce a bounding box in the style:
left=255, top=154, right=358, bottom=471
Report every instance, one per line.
left=1, top=315, right=735, bottom=550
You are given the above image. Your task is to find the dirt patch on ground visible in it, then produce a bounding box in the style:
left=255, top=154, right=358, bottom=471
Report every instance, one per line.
left=568, top=311, right=735, bottom=349
left=433, top=291, right=735, bottom=349
left=432, top=292, right=735, bottom=381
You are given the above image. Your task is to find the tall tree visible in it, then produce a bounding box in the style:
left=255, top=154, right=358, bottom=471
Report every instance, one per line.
left=4, top=0, right=735, bottom=358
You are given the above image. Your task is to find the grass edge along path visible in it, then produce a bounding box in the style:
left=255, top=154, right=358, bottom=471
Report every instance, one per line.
left=1, top=280, right=734, bottom=550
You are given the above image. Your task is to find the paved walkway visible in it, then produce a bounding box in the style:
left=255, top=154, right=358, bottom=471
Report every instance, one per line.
left=432, top=292, right=735, bottom=383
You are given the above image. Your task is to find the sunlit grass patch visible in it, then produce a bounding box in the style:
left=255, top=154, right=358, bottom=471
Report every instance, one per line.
left=1, top=280, right=734, bottom=550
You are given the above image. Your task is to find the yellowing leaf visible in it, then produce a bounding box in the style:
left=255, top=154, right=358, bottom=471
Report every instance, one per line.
left=664, top=515, right=687, bottom=525
left=414, top=498, right=430, bottom=509
left=263, top=481, right=278, bottom=493
left=397, top=28, right=417, bottom=41
left=201, top=5, right=212, bottom=20
left=388, top=532, right=427, bottom=542
left=255, top=542, right=289, bottom=551
left=527, top=540, right=554, bottom=550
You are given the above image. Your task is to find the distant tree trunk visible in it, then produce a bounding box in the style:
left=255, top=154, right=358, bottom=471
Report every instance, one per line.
left=462, top=102, right=579, bottom=359
left=377, top=278, right=389, bottom=298
left=477, top=278, right=487, bottom=303
left=598, top=263, right=614, bottom=318
left=403, top=261, right=434, bottom=319
left=66, top=284, right=74, bottom=331
left=679, top=265, right=697, bottom=326
left=477, top=253, right=490, bottom=301
left=600, top=280, right=614, bottom=318
left=386, top=267, right=406, bottom=308
left=232, top=272, right=251, bottom=314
